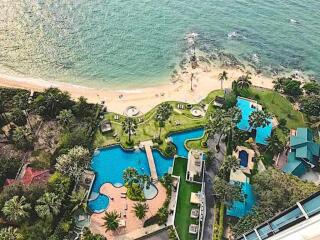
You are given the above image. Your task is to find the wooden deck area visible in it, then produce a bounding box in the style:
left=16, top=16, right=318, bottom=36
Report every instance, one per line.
left=140, top=140, right=158, bottom=181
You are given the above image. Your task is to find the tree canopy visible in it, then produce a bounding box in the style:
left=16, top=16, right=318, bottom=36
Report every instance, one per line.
left=232, top=169, right=319, bottom=236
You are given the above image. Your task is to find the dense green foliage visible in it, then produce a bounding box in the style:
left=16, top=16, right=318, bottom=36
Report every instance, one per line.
left=232, top=169, right=319, bottom=236
left=0, top=87, right=100, bottom=239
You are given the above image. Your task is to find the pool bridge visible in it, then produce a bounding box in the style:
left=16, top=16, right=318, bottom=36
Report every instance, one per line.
left=139, top=141, right=158, bottom=181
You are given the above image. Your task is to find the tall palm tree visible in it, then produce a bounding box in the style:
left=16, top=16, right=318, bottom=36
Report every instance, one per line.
left=155, top=103, right=173, bottom=138
left=236, top=74, right=252, bottom=90
left=12, top=126, right=33, bottom=150
left=0, top=227, right=23, bottom=240
left=219, top=155, right=240, bottom=180
left=266, top=133, right=283, bottom=154
left=2, top=196, right=31, bottom=223
left=218, top=71, right=228, bottom=90
left=123, top=167, right=139, bottom=186
left=132, top=202, right=148, bottom=219
left=102, top=211, right=120, bottom=232
left=9, top=108, right=27, bottom=126
left=122, top=117, right=137, bottom=143
left=57, top=109, right=75, bottom=129
left=69, top=187, right=88, bottom=212
left=249, top=110, right=271, bottom=130
left=35, top=192, right=62, bottom=219
left=206, top=107, right=241, bottom=151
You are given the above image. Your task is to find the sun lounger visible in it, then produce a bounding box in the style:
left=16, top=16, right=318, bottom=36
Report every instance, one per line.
left=121, top=195, right=126, bottom=199
left=119, top=219, right=126, bottom=227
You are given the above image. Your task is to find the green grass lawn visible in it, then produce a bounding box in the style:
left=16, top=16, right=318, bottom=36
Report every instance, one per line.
left=93, top=90, right=223, bottom=150
left=251, top=88, right=306, bottom=129
left=173, top=157, right=202, bottom=240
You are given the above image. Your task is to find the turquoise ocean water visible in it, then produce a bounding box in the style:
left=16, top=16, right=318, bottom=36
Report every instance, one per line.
left=0, top=0, right=319, bottom=89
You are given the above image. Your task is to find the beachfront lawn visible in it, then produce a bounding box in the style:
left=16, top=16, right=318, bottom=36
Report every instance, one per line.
left=173, top=157, right=201, bottom=240
left=251, top=88, right=306, bottom=129
left=93, top=90, right=223, bottom=150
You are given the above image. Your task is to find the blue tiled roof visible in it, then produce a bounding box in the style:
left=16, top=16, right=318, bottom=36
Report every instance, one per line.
left=289, top=128, right=320, bottom=164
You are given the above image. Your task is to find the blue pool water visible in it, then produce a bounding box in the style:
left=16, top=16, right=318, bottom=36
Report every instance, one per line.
left=88, top=128, right=205, bottom=212
left=88, top=194, right=109, bottom=213
left=227, top=178, right=256, bottom=218
left=239, top=150, right=249, bottom=168
left=170, top=128, right=205, bottom=157
left=236, top=97, right=272, bottom=145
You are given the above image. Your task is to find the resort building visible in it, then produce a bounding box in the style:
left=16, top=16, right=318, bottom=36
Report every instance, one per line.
left=282, top=128, right=320, bottom=177
left=236, top=97, right=273, bottom=145
left=227, top=170, right=256, bottom=218
left=238, top=191, right=320, bottom=240
left=233, top=146, right=255, bottom=174
left=4, top=167, right=50, bottom=186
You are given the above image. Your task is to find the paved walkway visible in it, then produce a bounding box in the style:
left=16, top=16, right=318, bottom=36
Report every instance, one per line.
left=202, top=135, right=226, bottom=240
left=140, top=140, right=158, bottom=181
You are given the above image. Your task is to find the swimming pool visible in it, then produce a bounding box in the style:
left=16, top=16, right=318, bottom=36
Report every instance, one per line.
left=239, top=150, right=249, bottom=168
left=88, top=128, right=205, bottom=212
left=236, top=97, right=272, bottom=145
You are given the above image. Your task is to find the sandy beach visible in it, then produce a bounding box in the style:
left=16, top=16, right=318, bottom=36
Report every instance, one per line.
left=0, top=63, right=274, bottom=115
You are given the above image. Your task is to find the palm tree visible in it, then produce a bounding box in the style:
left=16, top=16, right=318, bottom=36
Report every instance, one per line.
left=218, top=71, right=228, bottom=90
left=9, top=108, right=27, bottom=126
left=0, top=97, right=9, bottom=124
left=12, top=126, right=33, bottom=150
left=249, top=111, right=271, bottom=130
left=122, top=117, right=137, bottom=143
left=2, top=196, right=31, bottom=223
left=69, top=187, right=88, bottom=212
left=219, top=155, right=240, bottom=180
left=35, top=192, right=62, bottom=219
left=0, top=227, right=23, bottom=240
left=266, top=133, right=283, bottom=154
left=123, top=167, right=138, bottom=186
left=133, top=202, right=148, bottom=219
left=13, top=92, right=30, bottom=110
left=57, top=109, right=75, bottom=128
left=206, top=107, right=241, bottom=151
left=102, top=211, right=120, bottom=232
left=55, top=146, right=90, bottom=180
left=236, top=74, right=252, bottom=89
left=155, top=103, right=173, bottom=138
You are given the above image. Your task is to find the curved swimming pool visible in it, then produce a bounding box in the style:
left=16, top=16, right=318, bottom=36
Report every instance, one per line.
left=88, top=128, right=205, bottom=212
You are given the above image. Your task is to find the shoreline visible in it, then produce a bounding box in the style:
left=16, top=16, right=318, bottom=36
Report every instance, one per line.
left=0, top=64, right=275, bottom=115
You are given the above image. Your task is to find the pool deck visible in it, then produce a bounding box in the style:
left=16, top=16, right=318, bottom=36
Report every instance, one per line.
left=140, top=140, right=158, bottom=181
left=90, top=182, right=166, bottom=239
left=233, top=146, right=255, bottom=174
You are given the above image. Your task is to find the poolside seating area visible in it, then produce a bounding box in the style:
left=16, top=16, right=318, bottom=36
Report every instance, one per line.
left=189, top=224, right=199, bottom=234
left=187, top=149, right=204, bottom=182
left=233, top=146, right=255, bottom=174
left=89, top=182, right=167, bottom=239
left=190, top=208, right=200, bottom=219
left=100, top=120, right=112, bottom=133
left=190, top=192, right=202, bottom=205
left=213, top=96, right=225, bottom=108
